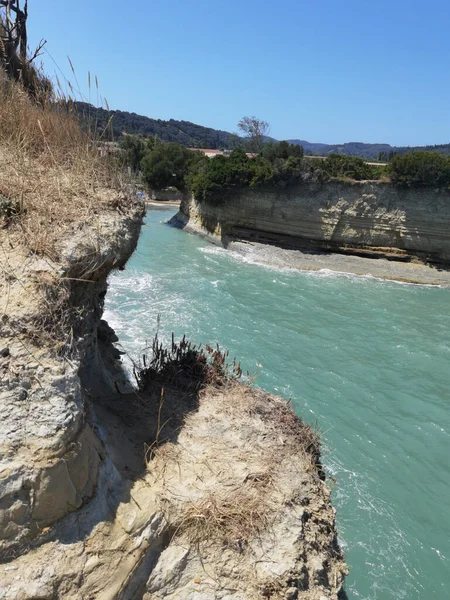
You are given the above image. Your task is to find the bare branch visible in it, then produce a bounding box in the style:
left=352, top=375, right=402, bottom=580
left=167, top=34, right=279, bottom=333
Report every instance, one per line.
left=28, top=37, right=46, bottom=63
left=0, top=0, right=47, bottom=99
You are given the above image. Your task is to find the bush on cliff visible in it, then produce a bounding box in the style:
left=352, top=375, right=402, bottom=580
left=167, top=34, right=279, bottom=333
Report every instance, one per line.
left=320, top=154, right=383, bottom=181
left=190, top=148, right=270, bottom=200
left=389, top=152, right=450, bottom=187
left=191, top=145, right=317, bottom=201
left=141, top=142, right=195, bottom=190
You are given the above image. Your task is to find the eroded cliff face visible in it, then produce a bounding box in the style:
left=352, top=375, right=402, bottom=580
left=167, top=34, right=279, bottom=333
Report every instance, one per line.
left=174, top=182, right=450, bottom=265
left=0, top=201, right=145, bottom=561
left=0, top=201, right=347, bottom=599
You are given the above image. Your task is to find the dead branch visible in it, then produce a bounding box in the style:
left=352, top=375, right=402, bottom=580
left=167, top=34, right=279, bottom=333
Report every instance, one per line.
left=28, top=37, right=46, bottom=64
left=0, top=1, right=49, bottom=99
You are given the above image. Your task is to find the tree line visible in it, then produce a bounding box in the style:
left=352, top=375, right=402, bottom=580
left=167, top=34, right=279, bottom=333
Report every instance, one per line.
left=119, top=115, right=450, bottom=199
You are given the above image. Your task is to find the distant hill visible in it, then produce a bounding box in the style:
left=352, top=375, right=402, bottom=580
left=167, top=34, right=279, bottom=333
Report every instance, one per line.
left=74, top=102, right=450, bottom=158
left=74, top=102, right=237, bottom=149
left=288, top=139, right=450, bottom=159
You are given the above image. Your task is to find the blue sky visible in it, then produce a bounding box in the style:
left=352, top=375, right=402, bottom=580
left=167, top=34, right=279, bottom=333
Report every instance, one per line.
left=28, top=0, right=450, bottom=145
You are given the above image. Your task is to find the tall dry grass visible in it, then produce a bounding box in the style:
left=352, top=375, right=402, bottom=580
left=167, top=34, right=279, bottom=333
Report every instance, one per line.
left=0, top=70, right=124, bottom=258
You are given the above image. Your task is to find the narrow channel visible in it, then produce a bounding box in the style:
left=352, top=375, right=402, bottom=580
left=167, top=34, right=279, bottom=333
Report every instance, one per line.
left=104, top=206, right=450, bottom=600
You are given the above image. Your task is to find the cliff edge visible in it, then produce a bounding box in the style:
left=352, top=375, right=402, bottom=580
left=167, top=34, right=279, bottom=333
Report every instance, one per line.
left=171, top=183, right=450, bottom=285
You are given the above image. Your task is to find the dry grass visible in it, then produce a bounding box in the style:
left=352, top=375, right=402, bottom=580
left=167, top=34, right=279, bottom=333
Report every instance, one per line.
left=139, top=338, right=324, bottom=552
left=0, top=72, right=125, bottom=258
left=0, top=66, right=133, bottom=354
left=153, top=437, right=276, bottom=550
left=170, top=482, right=272, bottom=548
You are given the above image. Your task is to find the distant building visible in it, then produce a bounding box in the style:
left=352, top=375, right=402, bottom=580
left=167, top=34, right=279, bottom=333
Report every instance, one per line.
left=97, top=141, right=121, bottom=157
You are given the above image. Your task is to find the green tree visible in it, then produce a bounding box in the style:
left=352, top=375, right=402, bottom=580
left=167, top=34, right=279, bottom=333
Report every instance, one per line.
left=262, top=141, right=304, bottom=162
left=141, top=142, right=193, bottom=190
left=119, top=135, right=146, bottom=172
left=322, top=154, right=379, bottom=180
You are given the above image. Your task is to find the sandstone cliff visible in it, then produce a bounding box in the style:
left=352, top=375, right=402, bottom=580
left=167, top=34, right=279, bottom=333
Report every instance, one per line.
left=0, top=199, right=145, bottom=560
left=171, top=182, right=450, bottom=280
left=0, top=200, right=347, bottom=599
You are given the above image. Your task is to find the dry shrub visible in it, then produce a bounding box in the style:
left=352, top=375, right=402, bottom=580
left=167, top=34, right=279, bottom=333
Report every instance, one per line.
left=170, top=481, right=271, bottom=548
left=136, top=334, right=244, bottom=393
left=29, top=275, right=76, bottom=352
left=0, top=70, right=130, bottom=352
left=0, top=73, right=124, bottom=257
left=0, top=74, right=83, bottom=156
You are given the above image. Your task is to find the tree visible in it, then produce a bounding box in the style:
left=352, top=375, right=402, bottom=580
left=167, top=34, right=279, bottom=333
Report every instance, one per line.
left=262, top=141, right=304, bottom=162
left=237, top=116, right=270, bottom=154
left=141, top=142, right=193, bottom=190
left=119, top=135, right=146, bottom=172
left=0, top=1, right=48, bottom=99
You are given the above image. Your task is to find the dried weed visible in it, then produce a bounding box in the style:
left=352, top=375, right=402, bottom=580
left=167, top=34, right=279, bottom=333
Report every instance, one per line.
left=0, top=76, right=127, bottom=259
left=169, top=481, right=272, bottom=548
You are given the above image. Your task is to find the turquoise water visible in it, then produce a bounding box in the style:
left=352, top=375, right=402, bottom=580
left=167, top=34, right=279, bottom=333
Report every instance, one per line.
left=104, top=207, right=450, bottom=599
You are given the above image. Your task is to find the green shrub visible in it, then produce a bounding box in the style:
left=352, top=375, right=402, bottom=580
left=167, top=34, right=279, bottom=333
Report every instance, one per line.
left=262, top=141, right=304, bottom=162
left=119, top=135, right=146, bottom=172
left=190, top=143, right=322, bottom=201
left=389, top=152, right=450, bottom=187
left=191, top=148, right=260, bottom=201
left=321, top=154, right=381, bottom=180
left=0, top=195, right=21, bottom=224
left=141, top=142, right=193, bottom=190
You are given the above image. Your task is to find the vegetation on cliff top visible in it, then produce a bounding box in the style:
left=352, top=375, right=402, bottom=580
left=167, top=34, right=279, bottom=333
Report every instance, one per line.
left=0, top=2, right=135, bottom=353
left=121, top=128, right=450, bottom=201
left=0, top=75, right=124, bottom=255
left=389, top=152, right=450, bottom=187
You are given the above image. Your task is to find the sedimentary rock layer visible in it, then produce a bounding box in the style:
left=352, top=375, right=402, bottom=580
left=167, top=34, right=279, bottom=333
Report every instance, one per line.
left=173, top=182, right=450, bottom=265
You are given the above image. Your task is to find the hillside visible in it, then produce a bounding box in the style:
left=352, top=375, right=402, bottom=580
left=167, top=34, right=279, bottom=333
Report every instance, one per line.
left=75, top=101, right=450, bottom=158
left=288, top=139, right=450, bottom=159
left=74, top=101, right=237, bottom=149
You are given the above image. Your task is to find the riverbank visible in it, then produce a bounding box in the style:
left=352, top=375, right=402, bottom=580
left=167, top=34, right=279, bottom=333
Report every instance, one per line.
left=169, top=210, right=450, bottom=285
left=146, top=200, right=181, bottom=208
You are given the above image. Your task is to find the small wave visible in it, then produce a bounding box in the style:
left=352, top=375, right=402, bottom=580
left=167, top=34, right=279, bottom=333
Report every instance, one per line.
left=198, top=245, right=448, bottom=288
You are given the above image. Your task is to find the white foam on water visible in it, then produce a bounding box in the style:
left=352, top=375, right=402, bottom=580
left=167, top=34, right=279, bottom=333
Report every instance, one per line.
left=198, top=244, right=449, bottom=289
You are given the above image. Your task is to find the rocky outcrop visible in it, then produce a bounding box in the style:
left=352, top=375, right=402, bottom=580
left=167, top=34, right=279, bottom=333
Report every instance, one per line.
left=0, top=199, right=347, bottom=598
left=172, top=182, right=450, bottom=266
left=0, top=201, right=144, bottom=560
left=0, top=373, right=348, bottom=599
